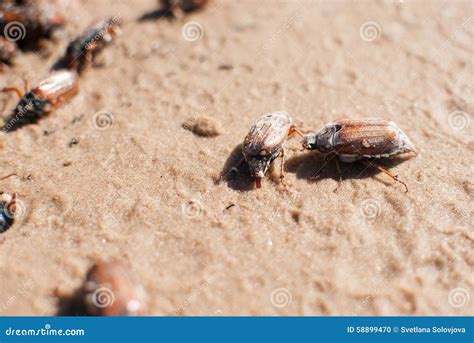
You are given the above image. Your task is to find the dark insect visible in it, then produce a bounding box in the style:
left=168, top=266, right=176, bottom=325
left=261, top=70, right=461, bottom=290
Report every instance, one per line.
left=0, top=192, right=16, bottom=233
left=0, top=0, right=35, bottom=10
left=1, top=70, right=79, bottom=131
left=0, top=6, right=64, bottom=45
left=302, top=118, right=416, bottom=192
left=159, top=0, right=208, bottom=15
left=83, top=260, right=148, bottom=316
left=63, top=17, right=121, bottom=75
left=0, top=36, right=16, bottom=65
left=231, top=111, right=302, bottom=189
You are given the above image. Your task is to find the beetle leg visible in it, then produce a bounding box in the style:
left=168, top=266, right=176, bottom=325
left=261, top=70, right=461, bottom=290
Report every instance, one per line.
left=288, top=125, right=305, bottom=138
left=309, top=154, right=333, bottom=180
left=231, top=157, right=244, bottom=173
left=24, top=79, right=30, bottom=93
left=111, top=25, right=122, bottom=37
left=8, top=192, right=17, bottom=216
left=2, top=87, right=23, bottom=99
left=364, top=160, right=408, bottom=192
left=279, top=148, right=287, bottom=185
left=333, top=157, right=343, bottom=192
left=83, top=48, right=94, bottom=71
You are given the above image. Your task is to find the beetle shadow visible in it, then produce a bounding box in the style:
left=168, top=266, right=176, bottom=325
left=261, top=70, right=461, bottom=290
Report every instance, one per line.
left=219, top=144, right=255, bottom=192
left=285, top=151, right=413, bottom=187
left=138, top=8, right=175, bottom=22
left=56, top=287, right=88, bottom=316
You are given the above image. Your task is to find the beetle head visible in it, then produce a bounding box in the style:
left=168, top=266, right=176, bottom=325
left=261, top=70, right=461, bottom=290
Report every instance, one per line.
left=302, top=133, right=317, bottom=150
left=247, top=157, right=270, bottom=188
left=303, top=124, right=340, bottom=153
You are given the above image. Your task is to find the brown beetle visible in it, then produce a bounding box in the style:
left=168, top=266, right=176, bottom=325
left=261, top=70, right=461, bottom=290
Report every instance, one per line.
left=83, top=260, right=148, bottom=316
left=232, top=111, right=302, bottom=188
left=0, top=6, right=64, bottom=45
left=302, top=118, right=416, bottom=192
left=0, top=191, right=16, bottom=233
left=0, top=0, right=35, bottom=10
left=63, top=17, right=121, bottom=75
left=1, top=70, right=79, bottom=131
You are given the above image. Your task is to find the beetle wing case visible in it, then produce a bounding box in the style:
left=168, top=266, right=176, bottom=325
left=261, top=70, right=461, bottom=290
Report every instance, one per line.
left=332, top=118, right=415, bottom=157
left=243, top=111, right=292, bottom=158
left=32, top=70, right=79, bottom=108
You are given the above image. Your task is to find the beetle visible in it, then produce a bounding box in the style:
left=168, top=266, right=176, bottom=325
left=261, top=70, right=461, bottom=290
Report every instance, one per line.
left=159, top=0, right=208, bottom=15
left=0, top=192, right=16, bottom=233
left=302, top=118, right=416, bottom=192
left=0, top=0, right=35, bottom=10
left=83, top=260, right=148, bottom=316
left=0, top=6, right=64, bottom=45
left=1, top=70, right=79, bottom=131
left=63, top=17, right=121, bottom=75
left=230, top=111, right=302, bottom=189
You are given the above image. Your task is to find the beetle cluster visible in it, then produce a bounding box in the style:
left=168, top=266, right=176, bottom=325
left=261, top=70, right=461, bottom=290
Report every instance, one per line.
left=1, top=11, right=121, bottom=233
left=1, top=17, right=121, bottom=131
left=231, top=112, right=416, bottom=192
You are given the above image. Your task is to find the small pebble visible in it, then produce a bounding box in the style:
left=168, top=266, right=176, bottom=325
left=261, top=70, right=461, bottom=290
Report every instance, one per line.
left=218, top=64, right=233, bottom=70
left=182, top=115, right=222, bottom=137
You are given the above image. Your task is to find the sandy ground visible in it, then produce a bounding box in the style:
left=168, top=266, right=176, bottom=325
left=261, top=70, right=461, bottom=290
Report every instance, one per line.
left=0, top=0, right=473, bottom=316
